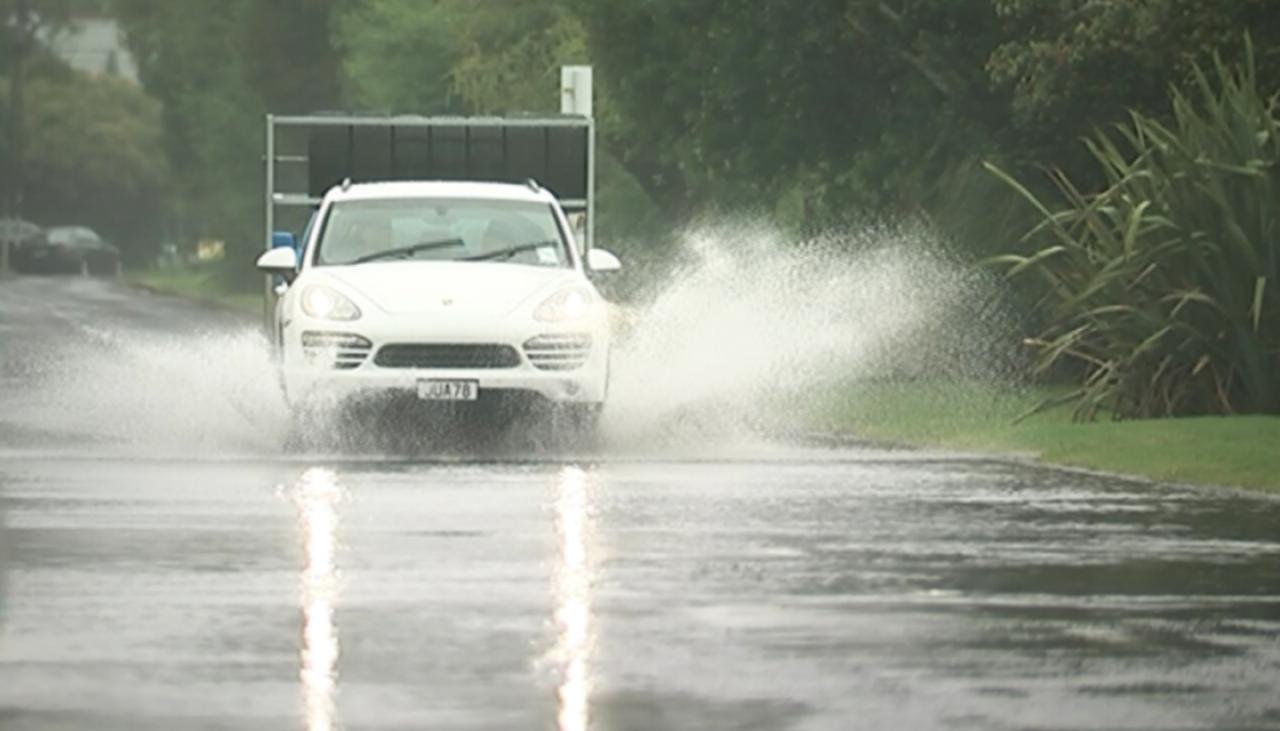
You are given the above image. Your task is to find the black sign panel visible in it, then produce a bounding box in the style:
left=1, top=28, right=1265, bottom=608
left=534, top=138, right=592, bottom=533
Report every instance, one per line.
left=303, top=122, right=589, bottom=202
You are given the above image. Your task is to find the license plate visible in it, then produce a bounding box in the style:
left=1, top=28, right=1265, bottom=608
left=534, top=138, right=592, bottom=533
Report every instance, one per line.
left=417, top=379, right=479, bottom=401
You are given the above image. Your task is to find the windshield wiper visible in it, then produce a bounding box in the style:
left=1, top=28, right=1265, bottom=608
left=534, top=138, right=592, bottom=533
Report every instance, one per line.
left=350, top=237, right=465, bottom=264
left=462, top=240, right=558, bottom=263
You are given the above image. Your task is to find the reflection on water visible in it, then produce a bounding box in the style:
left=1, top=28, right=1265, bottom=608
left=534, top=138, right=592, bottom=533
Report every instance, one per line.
left=552, top=466, right=595, bottom=731
left=293, top=468, right=344, bottom=731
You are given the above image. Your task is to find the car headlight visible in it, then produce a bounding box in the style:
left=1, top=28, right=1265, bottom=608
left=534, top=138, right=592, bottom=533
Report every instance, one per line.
left=534, top=286, right=596, bottom=323
left=301, top=285, right=361, bottom=321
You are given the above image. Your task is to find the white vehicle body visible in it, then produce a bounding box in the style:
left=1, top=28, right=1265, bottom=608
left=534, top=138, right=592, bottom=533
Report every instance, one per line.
left=258, top=181, right=618, bottom=410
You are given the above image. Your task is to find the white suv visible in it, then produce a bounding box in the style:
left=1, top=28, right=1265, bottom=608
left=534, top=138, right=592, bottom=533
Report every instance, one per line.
left=257, top=180, right=620, bottom=425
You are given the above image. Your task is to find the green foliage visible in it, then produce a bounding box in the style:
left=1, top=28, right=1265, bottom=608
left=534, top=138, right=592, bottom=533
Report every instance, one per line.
left=333, top=0, right=462, bottom=114
left=114, top=0, right=263, bottom=273
left=335, top=0, right=669, bottom=275
left=811, top=379, right=1280, bottom=492
left=87, top=0, right=1280, bottom=306
left=576, top=0, right=1280, bottom=263
left=127, top=266, right=262, bottom=315
left=0, top=0, right=166, bottom=258
left=114, top=0, right=343, bottom=283
left=989, top=45, right=1280, bottom=419
left=17, top=73, right=167, bottom=261
left=244, top=0, right=342, bottom=114
left=449, top=3, right=587, bottom=115
left=571, top=0, right=1018, bottom=245
left=338, top=0, right=590, bottom=116
left=336, top=0, right=589, bottom=115
left=989, top=0, right=1280, bottom=166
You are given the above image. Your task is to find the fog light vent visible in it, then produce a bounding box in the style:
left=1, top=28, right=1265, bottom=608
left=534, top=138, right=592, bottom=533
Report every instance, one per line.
left=524, top=334, right=591, bottom=371
left=301, top=331, right=372, bottom=370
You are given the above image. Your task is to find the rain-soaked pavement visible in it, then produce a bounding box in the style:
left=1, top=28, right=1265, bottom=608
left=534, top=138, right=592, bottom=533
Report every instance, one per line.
left=1, top=276, right=1279, bottom=730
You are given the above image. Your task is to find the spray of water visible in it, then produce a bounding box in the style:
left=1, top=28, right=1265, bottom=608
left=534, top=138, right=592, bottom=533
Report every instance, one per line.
left=3, top=326, right=288, bottom=457
left=0, top=219, right=1013, bottom=458
left=602, top=218, right=1014, bottom=444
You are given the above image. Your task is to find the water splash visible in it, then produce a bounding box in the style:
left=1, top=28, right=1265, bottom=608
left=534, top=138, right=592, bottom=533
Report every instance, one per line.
left=0, top=219, right=1012, bottom=458
left=602, top=219, right=1012, bottom=443
left=1, top=326, right=288, bottom=457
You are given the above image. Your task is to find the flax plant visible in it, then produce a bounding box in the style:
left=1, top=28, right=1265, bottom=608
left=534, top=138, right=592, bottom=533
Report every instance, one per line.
left=987, top=41, right=1279, bottom=419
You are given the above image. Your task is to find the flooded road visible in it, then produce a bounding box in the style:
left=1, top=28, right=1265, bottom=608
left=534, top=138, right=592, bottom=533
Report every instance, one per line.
left=1, top=278, right=1278, bottom=730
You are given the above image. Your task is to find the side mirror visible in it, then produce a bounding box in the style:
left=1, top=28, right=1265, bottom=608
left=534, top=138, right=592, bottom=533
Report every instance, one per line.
left=587, top=248, right=622, bottom=273
left=257, top=246, right=299, bottom=282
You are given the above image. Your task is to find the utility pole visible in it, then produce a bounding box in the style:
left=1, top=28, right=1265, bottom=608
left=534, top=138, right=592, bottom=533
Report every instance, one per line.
left=1, top=0, right=33, bottom=276
left=5, top=0, right=31, bottom=219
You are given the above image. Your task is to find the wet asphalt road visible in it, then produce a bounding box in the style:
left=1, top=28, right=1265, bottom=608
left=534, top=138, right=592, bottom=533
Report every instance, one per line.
left=1, top=276, right=1279, bottom=731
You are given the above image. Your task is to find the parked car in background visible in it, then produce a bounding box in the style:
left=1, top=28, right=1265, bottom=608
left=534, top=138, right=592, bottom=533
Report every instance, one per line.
left=15, top=225, right=121, bottom=276
left=0, top=218, right=46, bottom=271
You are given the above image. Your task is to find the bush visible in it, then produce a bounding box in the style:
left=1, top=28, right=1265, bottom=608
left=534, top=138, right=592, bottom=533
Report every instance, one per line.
left=988, top=40, right=1280, bottom=420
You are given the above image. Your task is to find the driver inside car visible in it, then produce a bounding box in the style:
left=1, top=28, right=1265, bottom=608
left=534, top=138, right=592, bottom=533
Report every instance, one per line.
left=344, top=219, right=391, bottom=262
left=477, top=216, right=552, bottom=265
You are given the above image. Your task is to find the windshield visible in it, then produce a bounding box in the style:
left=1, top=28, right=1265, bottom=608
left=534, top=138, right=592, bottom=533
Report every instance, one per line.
left=313, top=198, right=570, bottom=268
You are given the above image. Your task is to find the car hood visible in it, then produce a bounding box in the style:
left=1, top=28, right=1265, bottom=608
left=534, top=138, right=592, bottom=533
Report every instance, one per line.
left=315, top=261, right=580, bottom=316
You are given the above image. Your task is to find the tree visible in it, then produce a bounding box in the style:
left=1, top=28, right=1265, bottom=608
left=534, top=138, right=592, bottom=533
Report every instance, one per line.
left=2, top=0, right=80, bottom=215
left=1, top=1, right=164, bottom=256
left=243, top=0, right=342, bottom=114
left=336, top=0, right=587, bottom=116
left=113, top=0, right=344, bottom=280
left=335, top=0, right=668, bottom=261
left=17, top=72, right=167, bottom=261
left=333, top=0, right=462, bottom=114
left=114, top=0, right=261, bottom=266
left=448, top=3, right=587, bottom=115
left=573, top=0, right=1006, bottom=225
left=988, top=0, right=1280, bottom=167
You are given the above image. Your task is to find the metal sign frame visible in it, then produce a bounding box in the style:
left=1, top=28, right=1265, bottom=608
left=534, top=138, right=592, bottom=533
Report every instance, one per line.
left=264, top=114, right=596, bottom=255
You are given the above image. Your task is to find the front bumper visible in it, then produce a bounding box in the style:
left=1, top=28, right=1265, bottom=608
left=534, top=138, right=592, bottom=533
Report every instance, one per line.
left=279, top=316, right=609, bottom=406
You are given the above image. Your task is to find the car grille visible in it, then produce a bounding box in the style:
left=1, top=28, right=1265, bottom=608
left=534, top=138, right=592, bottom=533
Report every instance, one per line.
left=301, top=331, right=372, bottom=370
left=374, top=343, right=522, bottom=369
left=523, top=334, right=592, bottom=371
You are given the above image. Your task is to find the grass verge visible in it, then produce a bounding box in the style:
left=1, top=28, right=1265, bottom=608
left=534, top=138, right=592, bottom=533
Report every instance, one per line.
left=126, top=268, right=262, bottom=317
left=807, top=380, right=1280, bottom=494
